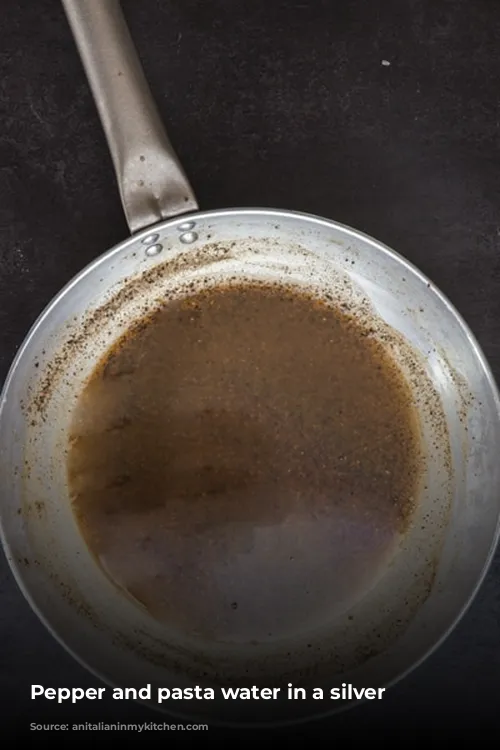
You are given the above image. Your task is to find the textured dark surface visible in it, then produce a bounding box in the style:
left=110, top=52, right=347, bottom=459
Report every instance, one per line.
left=1, top=0, right=500, bottom=737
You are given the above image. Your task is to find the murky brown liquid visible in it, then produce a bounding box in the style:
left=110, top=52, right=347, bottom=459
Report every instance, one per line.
left=68, top=282, right=421, bottom=643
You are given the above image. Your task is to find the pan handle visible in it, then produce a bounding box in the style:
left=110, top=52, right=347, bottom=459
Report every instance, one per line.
left=61, top=0, right=198, bottom=234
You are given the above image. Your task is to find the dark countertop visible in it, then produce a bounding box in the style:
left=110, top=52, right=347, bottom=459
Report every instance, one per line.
left=1, top=0, right=500, bottom=737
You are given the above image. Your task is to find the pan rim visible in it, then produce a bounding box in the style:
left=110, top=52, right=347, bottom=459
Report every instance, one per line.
left=1, top=205, right=500, bottom=727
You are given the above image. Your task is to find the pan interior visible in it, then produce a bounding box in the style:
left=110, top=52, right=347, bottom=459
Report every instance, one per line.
left=5, top=209, right=494, bottom=724
left=66, top=278, right=423, bottom=656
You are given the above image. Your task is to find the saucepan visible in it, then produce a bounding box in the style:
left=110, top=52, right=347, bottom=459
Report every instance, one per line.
left=1, top=0, right=499, bottom=727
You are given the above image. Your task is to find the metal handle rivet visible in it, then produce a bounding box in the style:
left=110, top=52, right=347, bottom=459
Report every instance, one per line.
left=179, top=231, right=198, bottom=244
left=142, top=233, right=160, bottom=245
left=178, top=221, right=196, bottom=232
left=145, top=243, right=163, bottom=256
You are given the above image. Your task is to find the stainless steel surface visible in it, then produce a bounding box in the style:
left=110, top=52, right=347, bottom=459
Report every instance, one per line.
left=1, top=208, right=499, bottom=725
left=61, top=0, right=198, bottom=233
left=0, top=0, right=499, bottom=728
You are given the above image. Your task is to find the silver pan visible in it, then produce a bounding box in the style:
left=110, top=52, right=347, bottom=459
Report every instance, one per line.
left=1, top=0, right=499, bottom=728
